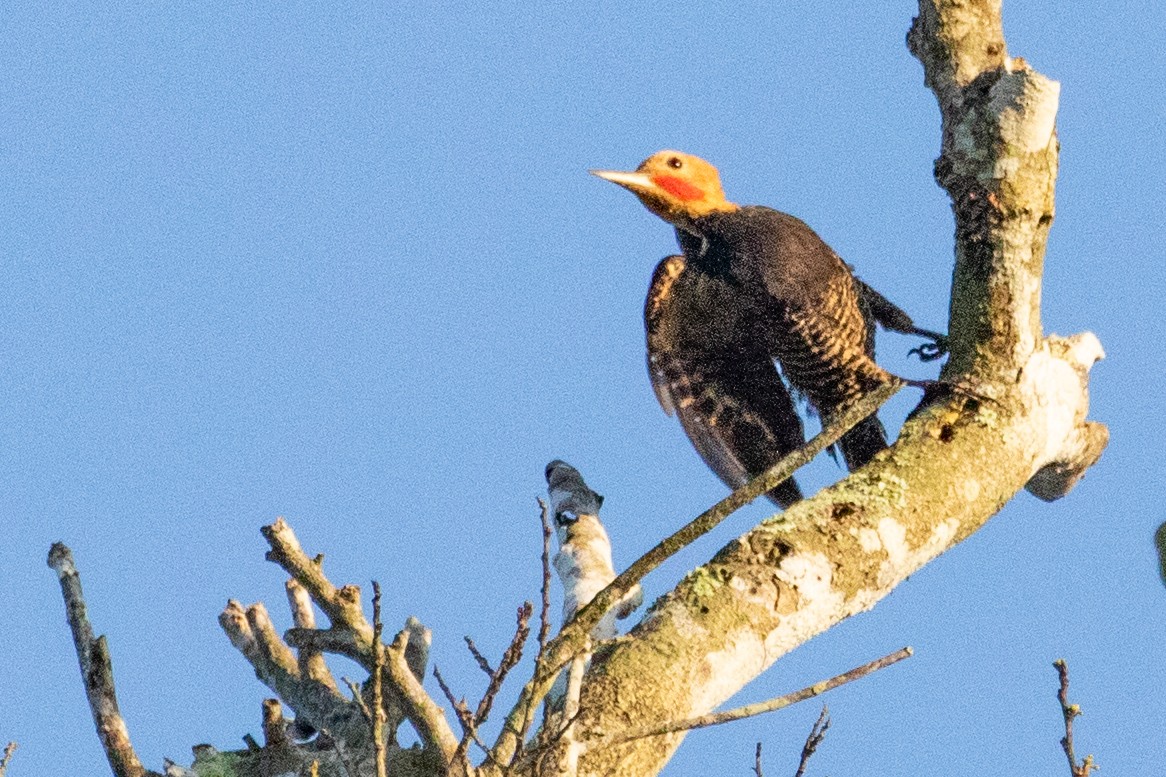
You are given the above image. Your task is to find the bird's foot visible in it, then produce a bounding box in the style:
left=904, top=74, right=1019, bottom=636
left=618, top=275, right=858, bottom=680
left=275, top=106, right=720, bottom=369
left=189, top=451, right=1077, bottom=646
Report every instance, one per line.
left=907, top=329, right=949, bottom=362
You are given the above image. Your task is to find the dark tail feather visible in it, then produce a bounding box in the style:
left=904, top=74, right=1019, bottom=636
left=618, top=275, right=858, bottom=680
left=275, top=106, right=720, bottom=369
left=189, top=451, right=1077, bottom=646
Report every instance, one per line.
left=765, top=476, right=803, bottom=509
left=839, top=413, right=888, bottom=471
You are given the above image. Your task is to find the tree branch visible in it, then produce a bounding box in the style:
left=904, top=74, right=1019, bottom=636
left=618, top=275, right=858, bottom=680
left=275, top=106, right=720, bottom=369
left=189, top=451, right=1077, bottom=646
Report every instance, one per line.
left=908, top=0, right=1053, bottom=380
left=262, top=519, right=374, bottom=652
left=1054, top=659, right=1096, bottom=777
left=370, top=582, right=387, bottom=777
left=793, top=707, right=830, bottom=777
left=219, top=599, right=365, bottom=745
left=47, top=544, right=158, bottom=777
left=286, top=579, right=337, bottom=691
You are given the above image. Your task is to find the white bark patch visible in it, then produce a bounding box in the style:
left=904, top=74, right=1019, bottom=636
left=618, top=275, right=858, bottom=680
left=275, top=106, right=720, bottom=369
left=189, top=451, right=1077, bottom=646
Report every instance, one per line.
left=1016, top=333, right=1104, bottom=474
left=777, top=552, right=835, bottom=602
left=760, top=552, right=847, bottom=667
left=859, top=516, right=963, bottom=599
left=992, top=64, right=1060, bottom=154
left=876, top=519, right=908, bottom=568
left=1064, top=331, right=1106, bottom=367
left=931, top=517, right=961, bottom=550
left=962, top=478, right=982, bottom=502
left=855, top=527, right=882, bottom=553
left=691, top=627, right=768, bottom=715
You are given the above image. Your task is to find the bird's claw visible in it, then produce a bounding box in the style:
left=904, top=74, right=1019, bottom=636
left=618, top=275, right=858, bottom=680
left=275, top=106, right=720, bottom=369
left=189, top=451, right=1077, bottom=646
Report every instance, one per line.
left=908, top=334, right=948, bottom=362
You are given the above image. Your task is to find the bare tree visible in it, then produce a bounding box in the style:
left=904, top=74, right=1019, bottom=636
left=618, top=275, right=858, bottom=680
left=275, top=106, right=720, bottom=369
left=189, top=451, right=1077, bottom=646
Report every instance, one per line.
left=50, top=2, right=1104, bottom=776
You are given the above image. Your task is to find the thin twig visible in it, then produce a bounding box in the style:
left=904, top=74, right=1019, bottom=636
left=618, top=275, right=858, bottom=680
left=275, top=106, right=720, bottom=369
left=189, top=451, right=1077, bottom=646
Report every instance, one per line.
left=343, top=678, right=373, bottom=721
left=475, top=603, right=532, bottom=727
left=0, top=742, right=16, bottom=777
left=506, top=647, right=594, bottom=769
left=537, top=497, right=554, bottom=656
left=47, top=544, right=155, bottom=777
left=508, top=498, right=557, bottom=765
left=371, top=582, right=387, bottom=777
left=434, top=666, right=489, bottom=765
left=432, top=668, right=468, bottom=730
left=464, top=637, right=495, bottom=676
left=586, top=646, right=911, bottom=749
left=1054, top=659, right=1096, bottom=777
left=1155, top=522, right=1166, bottom=588
left=495, top=383, right=901, bottom=763
left=793, top=706, right=830, bottom=777
left=753, top=741, right=763, bottom=777
left=510, top=707, right=586, bottom=777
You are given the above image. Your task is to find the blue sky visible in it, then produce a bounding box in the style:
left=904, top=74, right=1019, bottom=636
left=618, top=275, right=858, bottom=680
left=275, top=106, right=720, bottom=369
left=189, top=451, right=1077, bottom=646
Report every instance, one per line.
left=2, top=2, right=1163, bottom=774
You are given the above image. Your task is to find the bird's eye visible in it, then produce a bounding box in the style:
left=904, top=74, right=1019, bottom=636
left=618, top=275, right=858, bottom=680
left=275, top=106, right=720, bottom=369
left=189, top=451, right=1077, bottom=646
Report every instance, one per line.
left=667, top=157, right=683, bottom=169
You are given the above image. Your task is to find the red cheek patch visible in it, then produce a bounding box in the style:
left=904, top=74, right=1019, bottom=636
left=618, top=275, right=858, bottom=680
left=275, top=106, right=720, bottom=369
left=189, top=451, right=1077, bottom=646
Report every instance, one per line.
left=652, top=174, right=705, bottom=202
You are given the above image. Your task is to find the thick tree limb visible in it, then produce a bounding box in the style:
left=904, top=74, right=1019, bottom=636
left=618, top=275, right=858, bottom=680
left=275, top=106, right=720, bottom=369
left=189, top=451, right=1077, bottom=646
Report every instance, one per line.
left=47, top=544, right=158, bottom=777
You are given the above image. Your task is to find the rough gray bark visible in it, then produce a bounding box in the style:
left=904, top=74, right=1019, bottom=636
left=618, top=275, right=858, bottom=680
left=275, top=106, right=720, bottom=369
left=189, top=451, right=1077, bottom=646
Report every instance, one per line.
left=54, top=2, right=1104, bottom=776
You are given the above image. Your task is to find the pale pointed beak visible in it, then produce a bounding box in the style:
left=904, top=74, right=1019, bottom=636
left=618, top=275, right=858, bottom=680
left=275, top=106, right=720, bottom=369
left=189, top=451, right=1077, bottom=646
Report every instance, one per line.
left=589, top=169, right=657, bottom=191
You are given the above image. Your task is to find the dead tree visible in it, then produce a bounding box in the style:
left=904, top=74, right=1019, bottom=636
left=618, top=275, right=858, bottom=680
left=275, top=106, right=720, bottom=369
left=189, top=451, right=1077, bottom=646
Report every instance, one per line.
left=50, top=2, right=1104, bottom=776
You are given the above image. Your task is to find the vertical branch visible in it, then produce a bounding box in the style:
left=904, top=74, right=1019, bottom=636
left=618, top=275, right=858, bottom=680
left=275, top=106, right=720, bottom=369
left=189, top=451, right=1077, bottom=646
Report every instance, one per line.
left=537, top=497, right=554, bottom=660
left=286, top=579, right=337, bottom=691
left=908, top=0, right=1060, bottom=378
left=557, top=652, right=588, bottom=777
left=1054, top=660, right=1096, bottom=777
left=793, top=707, right=831, bottom=777
left=371, top=582, right=387, bottom=777
left=47, top=544, right=154, bottom=777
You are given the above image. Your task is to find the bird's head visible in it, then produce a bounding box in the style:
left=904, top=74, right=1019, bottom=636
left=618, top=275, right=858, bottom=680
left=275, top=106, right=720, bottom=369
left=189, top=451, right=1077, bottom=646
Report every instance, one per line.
left=591, top=150, right=738, bottom=228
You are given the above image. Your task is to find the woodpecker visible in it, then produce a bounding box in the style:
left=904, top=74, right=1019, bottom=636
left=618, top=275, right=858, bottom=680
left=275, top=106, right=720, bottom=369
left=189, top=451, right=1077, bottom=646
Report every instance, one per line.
left=593, top=150, right=945, bottom=507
